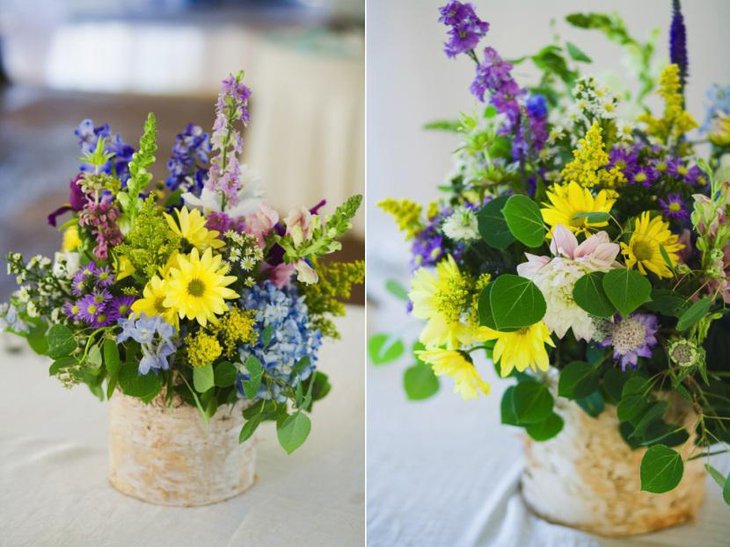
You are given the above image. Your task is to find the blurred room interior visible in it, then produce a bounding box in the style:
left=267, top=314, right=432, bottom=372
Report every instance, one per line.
left=0, top=0, right=364, bottom=302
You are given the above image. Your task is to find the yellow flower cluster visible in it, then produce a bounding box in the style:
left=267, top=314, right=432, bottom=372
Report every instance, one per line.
left=638, top=64, right=698, bottom=143
left=212, top=307, right=258, bottom=357
left=560, top=123, right=624, bottom=188
left=378, top=198, right=424, bottom=240
left=186, top=331, right=222, bottom=368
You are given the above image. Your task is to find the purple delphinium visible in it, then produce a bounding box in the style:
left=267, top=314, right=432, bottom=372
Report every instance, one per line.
left=659, top=193, right=688, bottom=220
left=670, top=0, right=688, bottom=89
left=117, top=314, right=176, bottom=375
left=438, top=1, right=489, bottom=58
left=74, top=119, right=134, bottom=183
left=206, top=211, right=246, bottom=234
left=166, top=123, right=212, bottom=194
left=600, top=313, right=658, bottom=371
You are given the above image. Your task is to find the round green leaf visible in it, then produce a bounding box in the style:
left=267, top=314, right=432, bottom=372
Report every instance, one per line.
left=500, top=386, right=519, bottom=426
left=277, top=412, right=312, bottom=454
left=526, top=412, right=564, bottom=441
left=576, top=390, right=605, bottom=417
left=477, top=196, right=515, bottom=250
left=502, top=195, right=547, bottom=248
left=489, top=274, right=546, bottom=331
left=558, top=361, right=600, bottom=400
left=572, top=272, right=615, bottom=318
left=214, top=361, right=238, bottom=387
left=47, top=324, right=76, bottom=359
left=368, top=334, right=405, bottom=365
left=513, top=381, right=554, bottom=424
left=193, top=364, right=215, bottom=393
left=118, top=364, right=163, bottom=402
left=640, top=445, right=684, bottom=494
left=403, top=362, right=440, bottom=401
left=602, top=268, right=652, bottom=317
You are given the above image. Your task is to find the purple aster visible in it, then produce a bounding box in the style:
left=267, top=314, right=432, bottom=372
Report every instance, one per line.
left=107, top=296, right=137, bottom=322
left=609, top=146, right=639, bottom=177
left=63, top=301, right=81, bottom=321
left=94, top=266, right=114, bottom=287
left=670, top=0, right=688, bottom=89
left=684, top=165, right=706, bottom=186
left=206, top=211, right=246, bottom=234
left=659, top=193, right=688, bottom=220
left=600, top=313, right=658, bottom=371
left=438, top=1, right=489, bottom=58
left=629, top=165, right=658, bottom=188
left=77, top=294, right=105, bottom=324
left=91, top=288, right=113, bottom=307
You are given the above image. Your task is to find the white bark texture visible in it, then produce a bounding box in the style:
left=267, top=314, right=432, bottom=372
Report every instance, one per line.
left=521, top=397, right=706, bottom=537
left=108, top=392, right=256, bottom=507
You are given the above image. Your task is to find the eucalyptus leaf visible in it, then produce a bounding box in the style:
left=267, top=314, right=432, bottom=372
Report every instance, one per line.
left=489, top=275, right=546, bottom=331
left=477, top=196, right=515, bottom=250
left=602, top=268, right=652, bottom=317
left=513, top=381, right=554, bottom=425
left=403, top=362, right=440, bottom=401
left=192, top=364, right=215, bottom=393
left=277, top=412, right=312, bottom=454
left=640, top=445, right=684, bottom=494
left=502, top=195, right=547, bottom=248
left=368, top=334, right=405, bottom=365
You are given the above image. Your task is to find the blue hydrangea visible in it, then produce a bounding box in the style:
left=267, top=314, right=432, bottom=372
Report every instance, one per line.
left=702, top=85, right=730, bottom=132
left=0, top=303, right=29, bottom=334
left=165, top=123, right=211, bottom=194
left=117, top=314, right=176, bottom=375
left=238, top=281, right=322, bottom=402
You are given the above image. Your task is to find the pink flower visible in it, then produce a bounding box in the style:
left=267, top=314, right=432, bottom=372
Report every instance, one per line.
left=284, top=207, right=315, bottom=247
left=549, top=225, right=620, bottom=269
left=245, top=203, right=279, bottom=248
left=263, top=262, right=296, bottom=288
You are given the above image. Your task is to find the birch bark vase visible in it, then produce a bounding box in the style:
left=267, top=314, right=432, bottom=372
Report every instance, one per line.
left=521, top=396, right=706, bottom=537
left=108, top=392, right=256, bottom=506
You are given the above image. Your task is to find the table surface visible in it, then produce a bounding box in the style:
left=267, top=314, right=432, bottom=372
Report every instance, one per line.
left=0, top=307, right=364, bottom=547
left=367, top=299, right=730, bottom=547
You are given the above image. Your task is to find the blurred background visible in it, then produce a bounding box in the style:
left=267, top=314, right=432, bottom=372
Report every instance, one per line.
left=0, top=0, right=364, bottom=301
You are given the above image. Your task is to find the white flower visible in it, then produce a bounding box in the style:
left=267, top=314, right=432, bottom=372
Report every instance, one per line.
left=442, top=207, right=479, bottom=241
left=52, top=252, right=80, bottom=279
left=182, top=164, right=264, bottom=217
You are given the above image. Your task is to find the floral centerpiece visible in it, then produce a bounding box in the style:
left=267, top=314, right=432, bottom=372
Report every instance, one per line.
left=372, top=0, right=730, bottom=536
left=0, top=71, right=363, bottom=506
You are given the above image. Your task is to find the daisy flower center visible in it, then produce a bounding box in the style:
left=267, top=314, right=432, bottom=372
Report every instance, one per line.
left=187, top=278, right=207, bottom=298
left=632, top=240, right=654, bottom=261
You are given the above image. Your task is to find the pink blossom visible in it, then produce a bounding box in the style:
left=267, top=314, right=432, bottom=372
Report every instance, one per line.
left=245, top=203, right=279, bottom=248
left=263, top=262, right=296, bottom=288
left=549, top=225, right=620, bottom=269
left=284, top=207, right=315, bottom=247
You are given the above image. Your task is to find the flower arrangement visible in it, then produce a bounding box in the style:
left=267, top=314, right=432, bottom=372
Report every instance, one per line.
left=372, top=1, right=730, bottom=503
left=1, top=71, right=363, bottom=454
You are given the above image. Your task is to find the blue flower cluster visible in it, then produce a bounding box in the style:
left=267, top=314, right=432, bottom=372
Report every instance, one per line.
left=702, top=84, right=730, bottom=132
left=238, top=281, right=322, bottom=402
left=165, top=123, right=211, bottom=194
left=75, top=119, right=135, bottom=182
left=117, top=314, right=176, bottom=375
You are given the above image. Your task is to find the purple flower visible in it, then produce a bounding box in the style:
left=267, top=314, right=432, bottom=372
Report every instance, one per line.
left=165, top=123, right=211, bottom=193
left=470, top=47, right=515, bottom=102
left=206, top=211, right=246, bottom=234
left=438, top=1, right=489, bottom=58
left=107, top=296, right=137, bottom=322
left=600, top=313, right=658, bottom=370
left=48, top=175, right=88, bottom=227
left=629, top=165, right=658, bottom=187
left=74, top=119, right=134, bottom=182
left=117, top=314, right=176, bottom=375
left=78, top=197, right=123, bottom=260
left=77, top=294, right=105, bottom=324
left=659, top=193, right=688, bottom=220
left=670, top=0, right=688, bottom=88
left=95, top=266, right=114, bottom=287
left=526, top=94, right=547, bottom=119
left=609, top=146, right=639, bottom=177
left=63, top=301, right=81, bottom=321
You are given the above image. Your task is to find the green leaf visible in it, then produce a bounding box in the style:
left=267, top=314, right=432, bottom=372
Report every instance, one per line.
left=502, top=195, right=547, bottom=248
left=192, top=364, right=215, bottom=393
left=644, top=289, right=689, bottom=317
left=478, top=283, right=496, bottom=328
left=513, top=381, right=554, bottom=425
left=47, top=324, right=76, bottom=359
left=239, top=415, right=262, bottom=443
left=214, top=361, right=238, bottom=387
left=118, top=364, right=163, bottom=403
left=242, top=355, right=263, bottom=399
left=87, top=344, right=102, bottom=369
left=385, top=279, right=409, bottom=301
left=423, top=119, right=461, bottom=132
left=49, top=356, right=76, bottom=376
left=477, top=196, right=515, bottom=250
left=500, top=386, right=520, bottom=426
left=573, top=272, right=615, bottom=318
left=489, top=274, right=546, bottom=331
left=571, top=211, right=610, bottom=223
left=558, top=361, right=599, bottom=400
left=103, top=339, right=121, bottom=376
left=368, top=334, right=405, bottom=365
left=261, top=325, right=275, bottom=347
left=566, top=41, right=592, bottom=63
left=676, top=298, right=712, bottom=332
left=640, top=445, right=684, bottom=494
left=576, top=390, right=605, bottom=417
left=403, top=362, right=440, bottom=401
left=526, top=412, right=564, bottom=441
left=26, top=320, right=49, bottom=355
left=602, top=268, right=652, bottom=317
left=617, top=395, right=650, bottom=423
left=705, top=465, right=730, bottom=505
left=602, top=367, right=628, bottom=405
left=310, top=371, right=332, bottom=402
left=277, top=412, right=312, bottom=454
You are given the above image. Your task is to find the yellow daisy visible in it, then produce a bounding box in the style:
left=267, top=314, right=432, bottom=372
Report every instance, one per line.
left=480, top=322, right=555, bottom=377
left=165, top=206, right=224, bottom=251
left=541, top=181, right=616, bottom=237
left=416, top=348, right=490, bottom=400
left=621, top=211, right=684, bottom=278
left=409, top=256, right=478, bottom=349
left=131, top=275, right=179, bottom=328
left=164, top=247, right=238, bottom=327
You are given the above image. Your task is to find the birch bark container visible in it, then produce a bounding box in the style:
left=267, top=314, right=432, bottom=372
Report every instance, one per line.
left=521, top=397, right=706, bottom=537
left=108, top=392, right=256, bottom=506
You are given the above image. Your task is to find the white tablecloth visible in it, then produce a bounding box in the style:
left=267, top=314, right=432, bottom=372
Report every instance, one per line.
left=367, top=299, right=730, bottom=547
left=0, top=307, right=364, bottom=547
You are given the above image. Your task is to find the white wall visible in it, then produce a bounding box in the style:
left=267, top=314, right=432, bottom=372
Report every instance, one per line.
left=366, top=0, right=730, bottom=285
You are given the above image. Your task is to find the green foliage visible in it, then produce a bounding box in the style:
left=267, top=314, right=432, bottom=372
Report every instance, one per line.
left=676, top=298, right=712, bottom=332
left=480, top=275, right=546, bottom=331
left=477, top=196, right=515, bottom=250
left=214, top=361, right=238, bottom=387
left=706, top=465, right=730, bottom=505
left=193, top=364, right=215, bottom=393
left=640, top=445, right=684, bottom=494
left=369, top=333, right=405, bottom=365
left=80, top=137, right=114, bottom=170
left=565, top=42, right=592, bottom=63
left=385, top=279, right=409, bottom=301
left=602, top=268, right=652, bottom=317
left=277, top=412, right=312, bottom=454
left=117, top=112, right=157, bottom=219
left=118, top=363, right=163, bottom=402
left=404, top=362, right=440, bottom=401
left=512, top=381, right=554, bottom=424
left=47, top=325, right=77, bottom=359
left=558, top=361, right=600, bottom=400
left=241, top=355, right=263, bottom=399
left=526, top=412, right=564, bottom=441
left=501, top=195, right=546, bottom=248
left=573, top=272, right=615, bottom=317
left=116, top=197, right=180, bottom=280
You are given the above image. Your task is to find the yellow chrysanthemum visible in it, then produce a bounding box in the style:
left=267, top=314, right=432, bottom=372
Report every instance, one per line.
left=131, top=275, right=179, bottom=328
left=620, top=212, right=684, bottom=278
left=62, top=225, right=81, bottom=252
left=165, top=206, right=224, bottom=251
left=541, top=181, right=616, bottom=236
left=186, top=331, right=222, bottom=367
left=480, top=322, right=555, bottom=377
left=409, top=256, right=478, bottom=349
left=164, top=247, right=238, bottom=327
left=560, top=122, right=624, bottom=188
left=416, top=348, right=490, bottom=400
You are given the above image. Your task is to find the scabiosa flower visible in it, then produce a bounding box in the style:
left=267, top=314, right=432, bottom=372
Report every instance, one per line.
left=667, top=337, right=705, bottom=368
left=438, top=1, right=489, bottom=58
left=165, top=123, right=211, bottom=194
left=600, top=313, right=658, bottom=370
left=659, top=193, right=688, bottom=220
left=238, top=281, right=322, bottom=401
left=117, top=314, right=176, bottom=375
